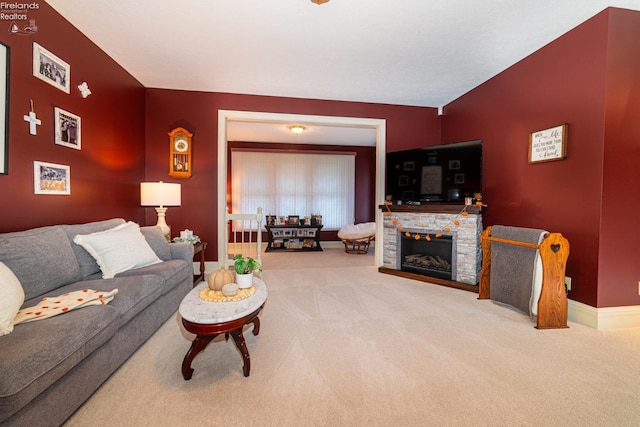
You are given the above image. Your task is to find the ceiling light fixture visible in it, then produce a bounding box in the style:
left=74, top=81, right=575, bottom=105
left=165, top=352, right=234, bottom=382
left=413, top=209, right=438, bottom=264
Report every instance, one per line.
left=289, top=125, right=305, bottom=135
left=311, top=0, right=329, bottom=4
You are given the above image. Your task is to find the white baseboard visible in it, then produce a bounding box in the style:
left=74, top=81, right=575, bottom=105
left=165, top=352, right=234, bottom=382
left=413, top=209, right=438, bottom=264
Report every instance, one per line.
left=568, top=299, right=640, bottom=330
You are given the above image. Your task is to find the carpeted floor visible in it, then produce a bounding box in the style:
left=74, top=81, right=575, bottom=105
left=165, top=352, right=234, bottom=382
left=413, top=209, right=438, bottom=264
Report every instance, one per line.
left=65, top=247, right=640, bottom=426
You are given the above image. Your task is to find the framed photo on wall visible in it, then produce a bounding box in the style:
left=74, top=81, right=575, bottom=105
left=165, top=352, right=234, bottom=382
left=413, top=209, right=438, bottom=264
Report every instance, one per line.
left=34, top=161, right=70, bottom=195
left=33, top=42, right=70, bottom=93
left=54, top=107, right=81, bottom=150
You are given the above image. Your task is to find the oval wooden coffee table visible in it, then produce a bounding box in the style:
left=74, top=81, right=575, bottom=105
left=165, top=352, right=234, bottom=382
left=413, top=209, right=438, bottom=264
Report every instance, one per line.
left=179, top=277, right=268, bottom=380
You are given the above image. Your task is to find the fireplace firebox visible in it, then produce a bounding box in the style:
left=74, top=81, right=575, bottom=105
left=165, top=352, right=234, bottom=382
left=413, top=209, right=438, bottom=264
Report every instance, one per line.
left=398, top=230, right=455, bottom=280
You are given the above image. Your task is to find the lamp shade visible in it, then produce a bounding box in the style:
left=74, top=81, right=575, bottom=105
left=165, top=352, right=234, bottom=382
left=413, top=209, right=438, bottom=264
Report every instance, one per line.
left=140, top=182, right=181, bottom=207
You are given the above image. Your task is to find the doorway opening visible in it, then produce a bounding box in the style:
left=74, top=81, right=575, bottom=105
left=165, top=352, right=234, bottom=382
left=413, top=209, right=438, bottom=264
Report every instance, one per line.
left=217, top=110, right=386, bottom=267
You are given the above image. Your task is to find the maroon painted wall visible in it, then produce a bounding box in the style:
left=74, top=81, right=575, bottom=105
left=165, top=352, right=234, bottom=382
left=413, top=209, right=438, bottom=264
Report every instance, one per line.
left=597, top=9, right=640, bottom=307
left=440, top=8, right=640, bottom=308
left=0, top=3, right=146, bottom=232
left=144, top=89, right=439, bottom=260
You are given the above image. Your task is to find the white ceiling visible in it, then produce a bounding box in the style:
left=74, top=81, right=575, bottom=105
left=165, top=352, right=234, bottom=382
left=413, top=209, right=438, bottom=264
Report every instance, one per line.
left=227, top=120, right=377, bottom=146
left=47, top=0, right=640, bottom=145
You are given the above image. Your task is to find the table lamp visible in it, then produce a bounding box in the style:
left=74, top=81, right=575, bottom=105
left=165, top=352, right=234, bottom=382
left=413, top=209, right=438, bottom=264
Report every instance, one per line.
left=140, top=181, right=181, bottom=240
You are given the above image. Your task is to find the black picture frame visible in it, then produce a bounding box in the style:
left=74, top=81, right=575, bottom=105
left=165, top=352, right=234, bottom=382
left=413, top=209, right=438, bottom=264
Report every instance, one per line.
left=265, top=215, right=276, bottom=226
left=0, top=42, right=9, bottom=175
left=288, top=215, right=300, bottom=225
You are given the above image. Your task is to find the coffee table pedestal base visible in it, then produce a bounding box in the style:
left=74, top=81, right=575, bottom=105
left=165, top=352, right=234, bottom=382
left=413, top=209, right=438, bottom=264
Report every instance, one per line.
left=181, top=306, right=263, bottom=380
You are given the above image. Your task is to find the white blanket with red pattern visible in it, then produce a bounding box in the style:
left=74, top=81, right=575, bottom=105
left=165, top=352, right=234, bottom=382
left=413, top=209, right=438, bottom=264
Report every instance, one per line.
left=14, top=289, right=118, bottom=325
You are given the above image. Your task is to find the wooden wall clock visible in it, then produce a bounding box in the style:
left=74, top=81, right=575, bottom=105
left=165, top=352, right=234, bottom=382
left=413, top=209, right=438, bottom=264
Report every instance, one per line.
left=169, top=127, right=193, bottom=178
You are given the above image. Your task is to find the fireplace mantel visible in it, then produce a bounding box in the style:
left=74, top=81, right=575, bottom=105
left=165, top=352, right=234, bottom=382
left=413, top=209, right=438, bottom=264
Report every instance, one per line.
left=379, top=204, right=482, bottom=215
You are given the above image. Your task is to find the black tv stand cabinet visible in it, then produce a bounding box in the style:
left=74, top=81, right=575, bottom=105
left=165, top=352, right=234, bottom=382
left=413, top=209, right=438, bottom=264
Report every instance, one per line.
left=265, top=225, right=323, bottom=252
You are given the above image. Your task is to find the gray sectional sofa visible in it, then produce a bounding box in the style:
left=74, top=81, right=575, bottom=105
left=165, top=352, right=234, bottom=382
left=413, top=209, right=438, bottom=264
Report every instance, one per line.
left=0, top=218, right=194, bottom=426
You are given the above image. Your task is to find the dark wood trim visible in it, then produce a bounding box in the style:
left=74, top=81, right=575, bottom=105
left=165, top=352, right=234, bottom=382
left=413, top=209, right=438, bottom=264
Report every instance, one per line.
left=378, top=204, right=482, bottom=215
left=378, top=267, right=479, bottom=293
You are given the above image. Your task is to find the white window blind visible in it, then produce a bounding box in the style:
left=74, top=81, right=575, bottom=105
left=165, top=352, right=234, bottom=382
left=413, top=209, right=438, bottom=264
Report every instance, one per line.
left=231, top=150, right=355, bottom=230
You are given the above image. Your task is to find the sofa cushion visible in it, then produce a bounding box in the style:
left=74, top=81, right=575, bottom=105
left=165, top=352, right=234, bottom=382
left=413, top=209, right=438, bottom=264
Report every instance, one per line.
left=73, top=222, right=162, bottom=279
left=140, top=226, right=172, bottom=261
left=0, top=301, right=119, bottom=420
left=116, top=259, right=192, bottom=296
left=0, top=261, right=24, bottom=336
left=61, top=218, right=126, bottom=278
left=0, top=227, right=82, bottom=301
left=79, top=275, right=168, bottom=327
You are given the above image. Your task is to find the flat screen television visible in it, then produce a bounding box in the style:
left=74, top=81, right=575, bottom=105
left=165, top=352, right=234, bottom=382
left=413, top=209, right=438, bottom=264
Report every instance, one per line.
left=386, top=140, right=482, bottom=203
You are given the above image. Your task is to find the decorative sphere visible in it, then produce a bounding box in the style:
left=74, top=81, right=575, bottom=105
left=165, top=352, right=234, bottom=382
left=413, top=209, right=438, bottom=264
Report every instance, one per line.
left=222, top=283, right=239, bottom=297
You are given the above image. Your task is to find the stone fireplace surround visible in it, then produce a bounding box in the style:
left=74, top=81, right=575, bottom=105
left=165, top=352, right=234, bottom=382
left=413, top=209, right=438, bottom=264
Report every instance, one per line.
left=380, top=204, right=482, bottom=287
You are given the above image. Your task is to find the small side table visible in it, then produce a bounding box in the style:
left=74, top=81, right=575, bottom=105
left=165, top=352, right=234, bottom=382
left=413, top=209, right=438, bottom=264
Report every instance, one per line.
left=193, top=242, right=207, bottom=285
left=179, top=278, right=268, bottom=379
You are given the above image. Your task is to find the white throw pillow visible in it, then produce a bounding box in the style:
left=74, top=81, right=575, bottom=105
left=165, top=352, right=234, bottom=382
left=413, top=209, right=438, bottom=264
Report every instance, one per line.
left=73, top=221, right=162, bottom=279
left=0, top=261, right=25, bottom=336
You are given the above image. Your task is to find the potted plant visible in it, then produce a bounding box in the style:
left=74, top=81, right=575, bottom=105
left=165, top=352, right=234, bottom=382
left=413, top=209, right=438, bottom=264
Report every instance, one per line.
left=233, top=254, right=262, bottom=288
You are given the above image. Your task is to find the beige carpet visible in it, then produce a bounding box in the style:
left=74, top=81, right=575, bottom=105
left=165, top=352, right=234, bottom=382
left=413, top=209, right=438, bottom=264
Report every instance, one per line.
left=65, top=247, right=640, bottom=426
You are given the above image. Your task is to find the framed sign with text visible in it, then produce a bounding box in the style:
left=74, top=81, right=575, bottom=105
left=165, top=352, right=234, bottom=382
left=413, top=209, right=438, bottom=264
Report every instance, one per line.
left=529, top=124, right=567, bottom=164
